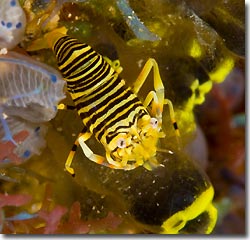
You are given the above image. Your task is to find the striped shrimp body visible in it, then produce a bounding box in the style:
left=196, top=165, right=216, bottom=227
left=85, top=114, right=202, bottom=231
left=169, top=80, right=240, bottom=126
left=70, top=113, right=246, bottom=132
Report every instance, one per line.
left=44, top=28, right=180, bottom=174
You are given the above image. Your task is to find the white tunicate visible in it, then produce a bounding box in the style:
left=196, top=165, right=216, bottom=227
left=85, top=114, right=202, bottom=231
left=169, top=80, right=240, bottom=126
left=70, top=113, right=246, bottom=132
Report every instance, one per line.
left=0, top=51, right=65, bottom=161
left=0, top=0, right=27, bottom=50
left=0, top=51, right=65, bottom=123
left=0, top=116, right=47, bottom=164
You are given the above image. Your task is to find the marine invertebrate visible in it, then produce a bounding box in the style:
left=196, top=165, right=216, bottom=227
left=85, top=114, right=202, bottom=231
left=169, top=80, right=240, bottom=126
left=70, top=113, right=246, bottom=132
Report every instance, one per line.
left=0, top=116, right=48, bottom=165
left=0, top=0, right=27, bottom=50
left=32, top=27, right=180, bottom=174
left=0, top=51, right=65, bottom=123
left=0, top=51, right=65, bottom=163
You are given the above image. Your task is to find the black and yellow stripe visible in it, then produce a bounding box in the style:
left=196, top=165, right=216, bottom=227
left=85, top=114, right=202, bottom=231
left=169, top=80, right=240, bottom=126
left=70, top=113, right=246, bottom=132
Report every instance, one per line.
left=51, top=35, right=149, bottom=146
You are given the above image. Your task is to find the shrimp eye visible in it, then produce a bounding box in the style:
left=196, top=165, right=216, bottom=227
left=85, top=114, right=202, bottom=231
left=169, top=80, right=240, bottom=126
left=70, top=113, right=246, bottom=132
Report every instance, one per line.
left=117, top=138, right=126, bottom=148
left=150, top=118, right=158, bottom=128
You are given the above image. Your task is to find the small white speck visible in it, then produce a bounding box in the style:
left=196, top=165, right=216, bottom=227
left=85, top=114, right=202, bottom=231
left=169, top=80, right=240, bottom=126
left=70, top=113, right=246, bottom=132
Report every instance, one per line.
left=2, top=113, right=8, bottom=119
left=56, top=127, right=63, bottom=132
left=0, top=48, right=8, bottom=55
left=137, top=59, right=144, bottom=68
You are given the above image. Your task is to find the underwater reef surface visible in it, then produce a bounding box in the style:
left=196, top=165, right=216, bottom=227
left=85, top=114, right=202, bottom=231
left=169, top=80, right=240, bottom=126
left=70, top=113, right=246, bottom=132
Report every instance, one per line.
left=0, top=0, right=245, bottom=234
